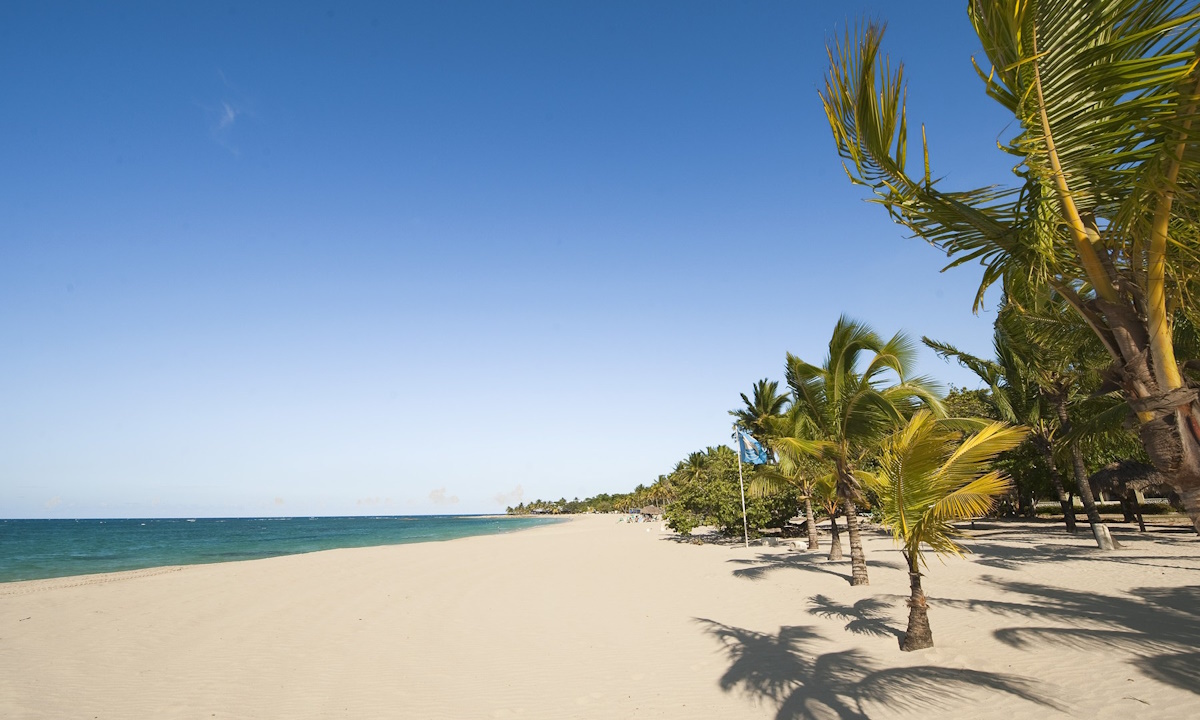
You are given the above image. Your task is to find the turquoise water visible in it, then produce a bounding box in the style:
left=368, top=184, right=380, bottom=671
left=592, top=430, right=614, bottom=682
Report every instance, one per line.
left=0, top=515, right=561, bottom=583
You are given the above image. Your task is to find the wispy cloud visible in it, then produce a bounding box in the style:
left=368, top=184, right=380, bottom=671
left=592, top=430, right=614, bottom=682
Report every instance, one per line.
left=204, top=69, right=254, bottom=156
left=429, top=487, right=460, bottom=506
left=492, top=484, right=524, bottom=506
left=44, top=496, right=62, bottom=509
left=218, top=102, right=240, bottom=130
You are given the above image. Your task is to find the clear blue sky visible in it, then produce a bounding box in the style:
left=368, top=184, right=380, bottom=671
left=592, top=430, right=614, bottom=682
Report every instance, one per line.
left=1, top=1, right=1016, bottom=518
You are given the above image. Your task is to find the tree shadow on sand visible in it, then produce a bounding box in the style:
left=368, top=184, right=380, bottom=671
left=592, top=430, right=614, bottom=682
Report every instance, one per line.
left=696, top=619, right=1064, bottom=720
left=729, top=553, right=903, bottom=585
left=960, top=536, right=1200, bottom=573
left=939, top=577, right=1200, bottom=695
left=807, top=595, right=904, bottom=642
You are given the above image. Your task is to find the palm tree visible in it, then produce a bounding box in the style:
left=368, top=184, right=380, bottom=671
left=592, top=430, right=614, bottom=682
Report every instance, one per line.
left=752, top=410, right=829, bottom=551
left=674, top=452, right=709, bottom=485
left=811, top=470, right=845, bottom=561
left=822, top=6, right=1200, bottom=531
left=730, top=378, right=790, bottom=459
left=925, top=293, right=1123, bottom=545
left=777, top=316, right=944, bottom=585
left=873, top=411, right=1028, bottom=651
left=924, top=330, right=1077, bottom=531
left=995, top=298, right=1125, bottom=549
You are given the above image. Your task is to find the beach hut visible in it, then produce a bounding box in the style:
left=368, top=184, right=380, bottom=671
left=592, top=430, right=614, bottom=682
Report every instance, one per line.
left=1088, top=460, right=1181, bottom=532
left=640, top=505, right=663, bottom=518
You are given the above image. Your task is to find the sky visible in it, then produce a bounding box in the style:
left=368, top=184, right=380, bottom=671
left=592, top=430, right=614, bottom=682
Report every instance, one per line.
left=0, top=1, right=1020, bottom=518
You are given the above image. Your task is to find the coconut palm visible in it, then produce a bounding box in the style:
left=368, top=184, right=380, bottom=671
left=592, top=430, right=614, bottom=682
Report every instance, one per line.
left=924, top=330, right=1076, bottom=529
left=822, top=4, right=1200, bottom=531
left=995, top=297, right=1126, bottom=549
left=873, top=411, right=1028, bottom=651
left=811, top=470, right=846, bottom=561
left=777, top=316, right=944, bottom=585
left=925, top=294, right=1122, bottom=545
left=730, top=378, right=790, bottom=460
left=751, top=411, right=828, bottom=551
left=674, top=452, right=710, bottom=485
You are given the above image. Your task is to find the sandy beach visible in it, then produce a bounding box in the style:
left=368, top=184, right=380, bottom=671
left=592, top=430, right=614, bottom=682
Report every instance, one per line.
left=2, top=515, right=1197, bottom=719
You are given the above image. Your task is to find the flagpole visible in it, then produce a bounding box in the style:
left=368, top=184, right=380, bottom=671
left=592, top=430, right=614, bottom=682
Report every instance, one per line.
left=735, top=426, right=749, bottom=548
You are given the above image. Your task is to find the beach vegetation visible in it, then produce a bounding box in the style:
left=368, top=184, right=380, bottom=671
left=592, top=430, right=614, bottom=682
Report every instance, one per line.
left=751, top=419, right=827, bottom=551
left=730, top=378, right=790, bottom=461
left=821, top=3, right=1200, bottom=532
left=663, top=445, right=799, bottom=536
left=871, top=410, right=1028, bottom=651
left=775, top=315, right=944, bottom=585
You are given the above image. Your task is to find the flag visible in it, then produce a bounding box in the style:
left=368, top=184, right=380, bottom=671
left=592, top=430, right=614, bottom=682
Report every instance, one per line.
left=734, top=429, right=768, bottom=465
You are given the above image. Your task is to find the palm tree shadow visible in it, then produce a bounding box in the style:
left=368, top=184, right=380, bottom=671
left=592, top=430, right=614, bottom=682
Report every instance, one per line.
left=941, top=577, right=1200, bottom=695
left=728, top=552, right=902, bottom=585
left=808, top=594, right=904, bottom=643
left=696, top=618, right=1064, bottom=719
left=962, top=537, right=1200, bottom=573
left=1138, top=651, right=1200, bottom=693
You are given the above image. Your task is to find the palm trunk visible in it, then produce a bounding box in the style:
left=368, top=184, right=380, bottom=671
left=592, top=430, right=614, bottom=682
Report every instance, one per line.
left=827, top=512, right=843, bottom=561
left=1071, top=439, right=1119, bottom=549
left=1053, top=395, right=1119, bottom=550
left=804, top=496, right=819, bottom=550
left=1034, top=435, right=1076, bottom=532
left=844, top=499, right=869, bottom=586
left=1082, top=299, right=1200, bottom=533
left=901, top=552, right=933, bottom=651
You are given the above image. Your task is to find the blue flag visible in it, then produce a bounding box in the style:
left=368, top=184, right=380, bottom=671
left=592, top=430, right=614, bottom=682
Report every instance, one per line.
left=734, top=429, right=769, bottom=465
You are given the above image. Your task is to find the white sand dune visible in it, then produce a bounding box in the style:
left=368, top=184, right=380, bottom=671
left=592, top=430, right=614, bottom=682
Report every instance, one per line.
left=2, top=515, right=1197, bottom=719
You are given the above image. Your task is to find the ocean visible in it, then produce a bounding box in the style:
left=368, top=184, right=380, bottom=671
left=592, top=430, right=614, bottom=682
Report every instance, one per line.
left=0, top=515, right=561, bottom=583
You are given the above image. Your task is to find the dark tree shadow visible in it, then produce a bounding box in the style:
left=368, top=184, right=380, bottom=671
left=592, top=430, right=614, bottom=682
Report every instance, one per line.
left=728, top=552, right=903, bottom=585
left=938, top=577, right=1200, bottom=695
left=696, top=619, right=1064, bottom=720
left=1137, top=651, right=1200, bottom=692
left=808, top=594, right=904, bottom=642
left=961, top=537, right=1200, bottom=573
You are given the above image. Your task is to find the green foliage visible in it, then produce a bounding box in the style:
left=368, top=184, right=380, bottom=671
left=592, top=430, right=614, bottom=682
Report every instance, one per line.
left=662, top=446, right=798, bottom=536
left=507, top=474, right=678, bottom=516
left=730, top=378, right=790, bottom=456
left=943, top=386, right=998, bottom=421
left=874, top=411, right=1028, bottom=564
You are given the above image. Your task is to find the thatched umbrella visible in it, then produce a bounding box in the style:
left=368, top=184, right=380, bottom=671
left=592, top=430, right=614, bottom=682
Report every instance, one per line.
left=640, top=505, right=663, bottom=517
left=1089, top=461, right=1180, bottom=531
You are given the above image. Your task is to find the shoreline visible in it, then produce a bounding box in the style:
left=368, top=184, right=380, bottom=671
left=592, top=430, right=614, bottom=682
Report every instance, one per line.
left=3, top=514, right=1197, bottom=718
left=0, top=514, right=563, bottom=585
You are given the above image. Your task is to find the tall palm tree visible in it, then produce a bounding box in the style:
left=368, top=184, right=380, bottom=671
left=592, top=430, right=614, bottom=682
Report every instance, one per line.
left=995, top=298, right=1125, bottom=549
left=674, top=452, right=710, bottom=485
left=874, top=411, right=1028, bottom=651
left=777, top=316, right=944, bottom=585
left=822, top=4, right=1200, bottom=532
left=925, top=289, right=1122, bottom=545
left=925, top=327, right=1078, bottom=527
left=730, top=378, right=790, bottom=459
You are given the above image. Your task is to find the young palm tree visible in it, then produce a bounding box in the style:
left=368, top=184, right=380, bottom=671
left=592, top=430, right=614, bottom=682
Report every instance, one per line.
left=874, top=411, right=1028, bottom=651
left=822, top=5, right=1200, bottom=531
left=777, top=316, right=944, bottom=585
